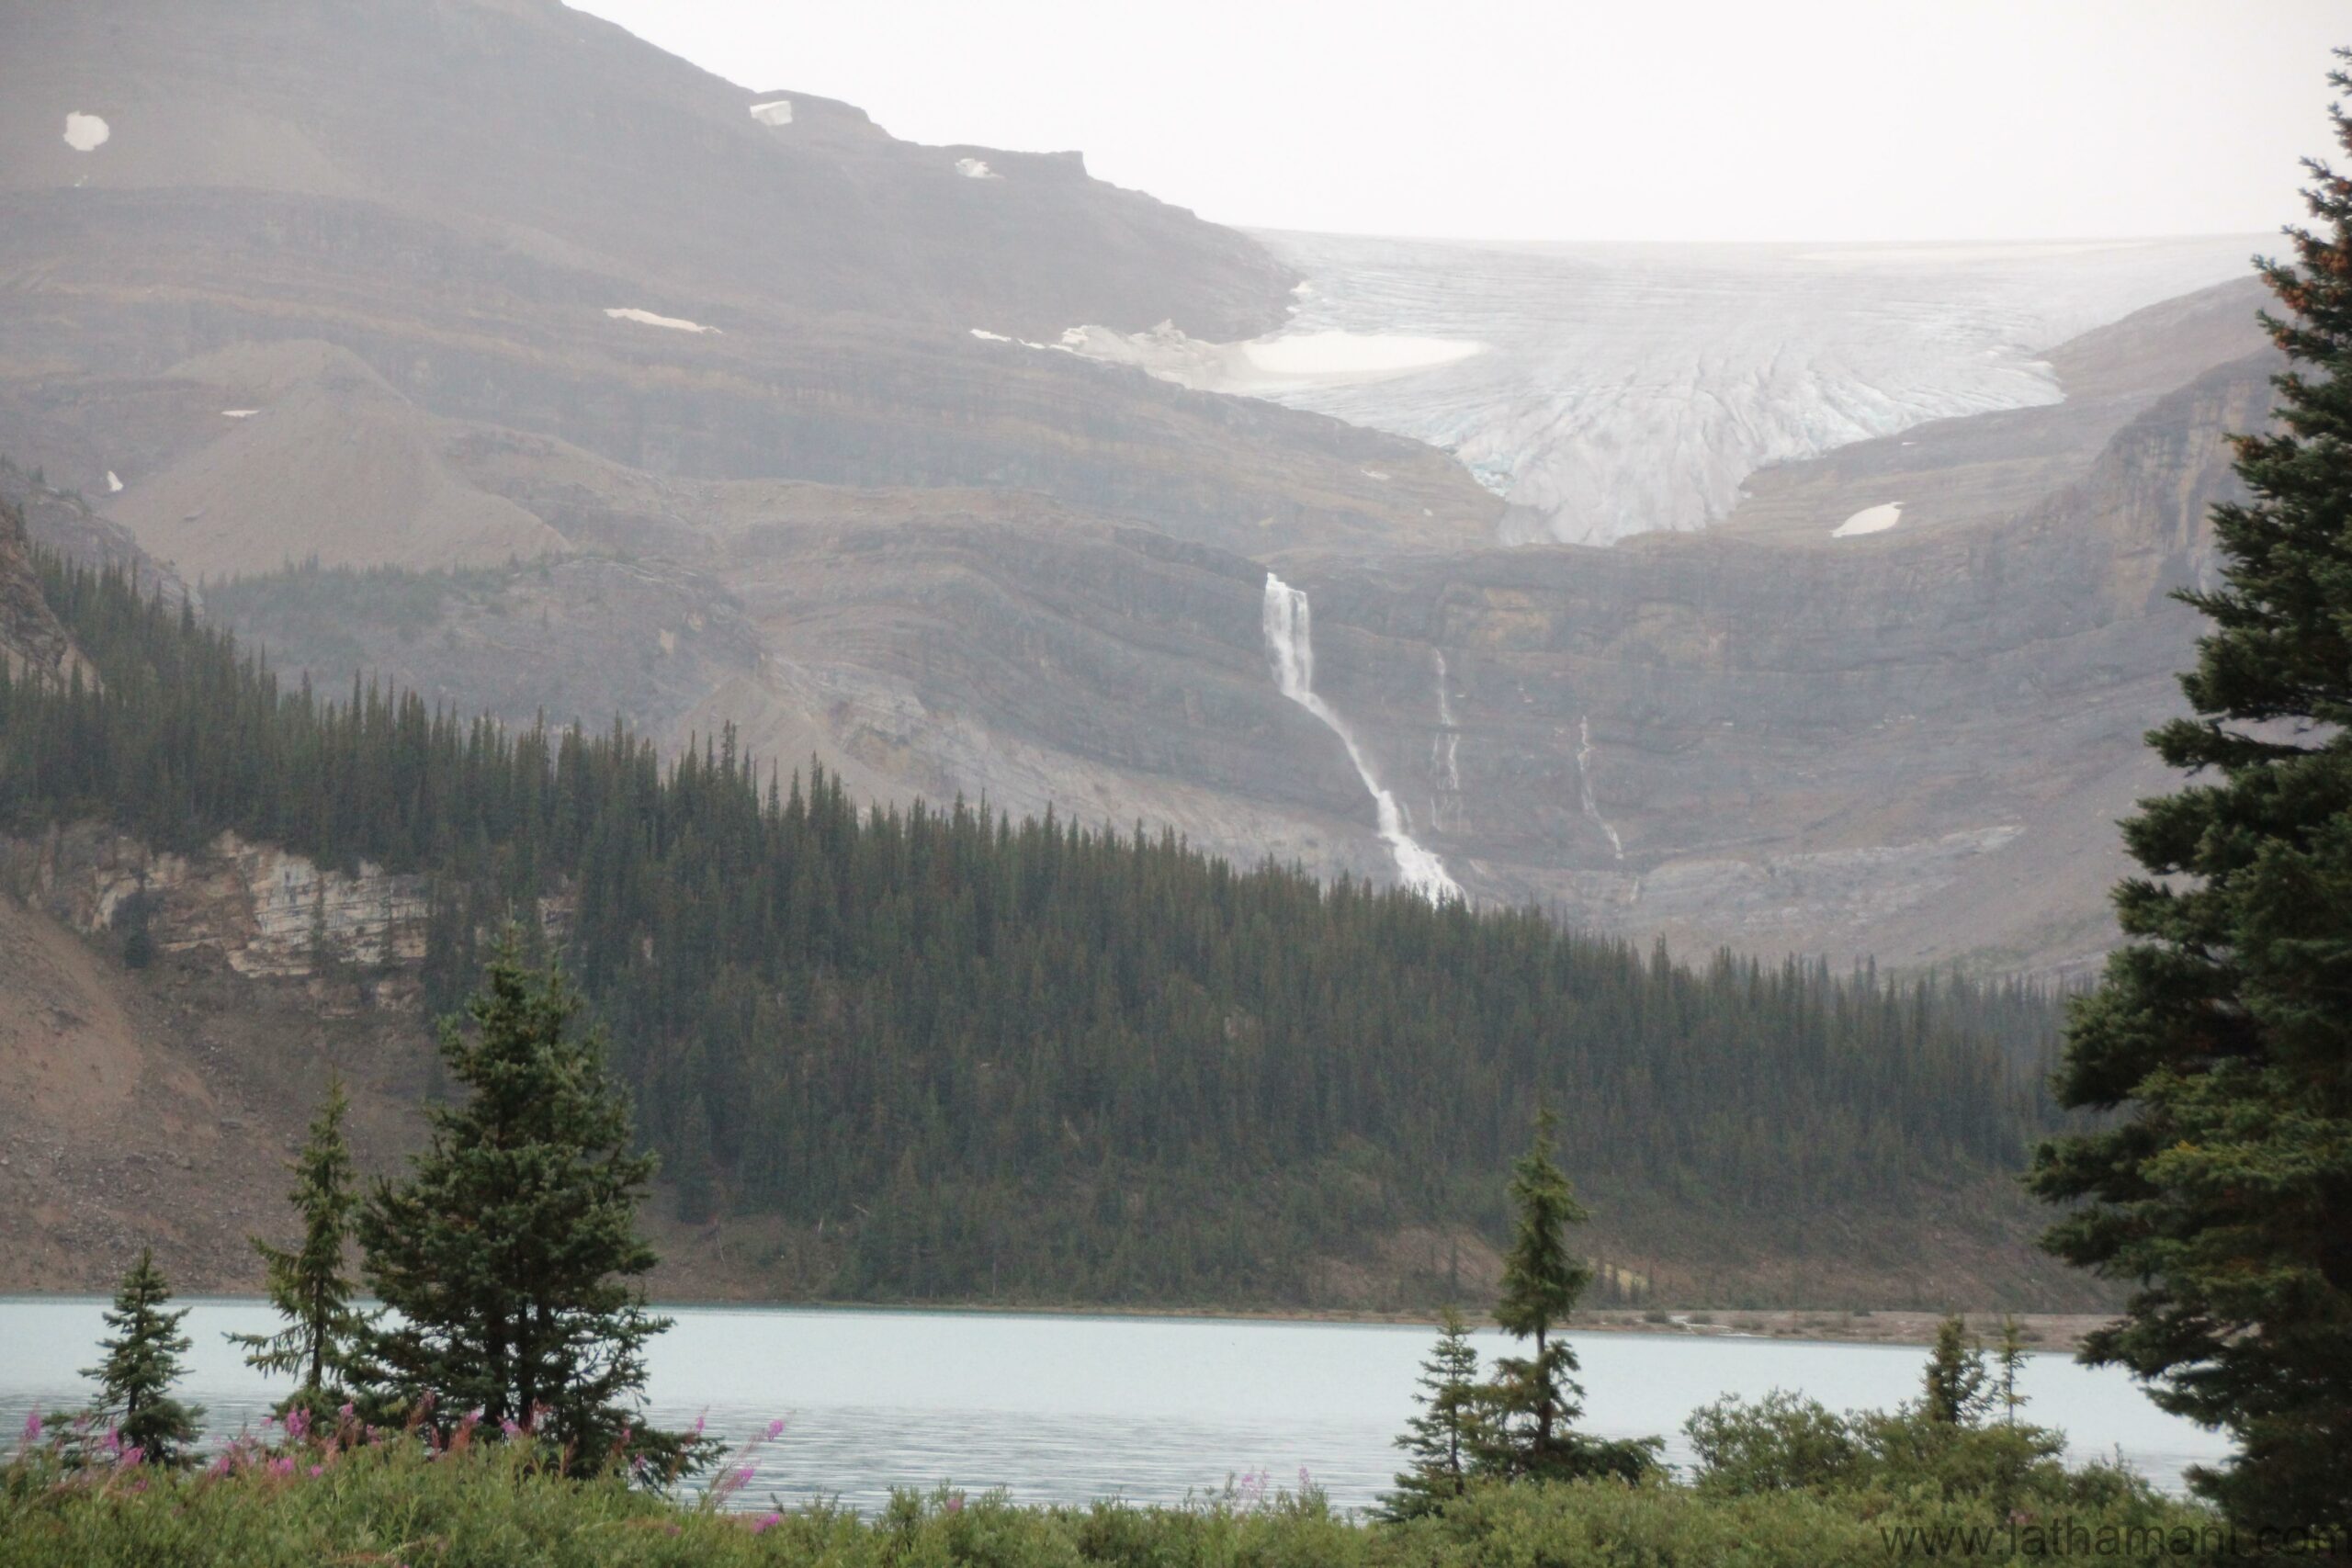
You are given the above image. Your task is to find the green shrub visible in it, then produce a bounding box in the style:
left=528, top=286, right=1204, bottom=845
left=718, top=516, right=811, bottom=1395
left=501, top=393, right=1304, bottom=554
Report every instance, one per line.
left=0, top=1419, right=2222, bottom=1568
left=1683, top=1390, right=1864, bottom=1493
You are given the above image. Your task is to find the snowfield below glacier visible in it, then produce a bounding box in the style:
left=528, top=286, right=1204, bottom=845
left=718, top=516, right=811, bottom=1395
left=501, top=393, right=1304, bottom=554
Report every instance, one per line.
left=1833, top=502, right=1904, bottom=538
left=1069, top=232, right=2258, bottom=546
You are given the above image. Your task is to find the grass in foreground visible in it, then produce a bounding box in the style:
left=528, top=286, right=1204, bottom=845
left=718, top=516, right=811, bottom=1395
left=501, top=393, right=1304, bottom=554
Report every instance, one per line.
left=0, top=1406, right=2236, bottom=1566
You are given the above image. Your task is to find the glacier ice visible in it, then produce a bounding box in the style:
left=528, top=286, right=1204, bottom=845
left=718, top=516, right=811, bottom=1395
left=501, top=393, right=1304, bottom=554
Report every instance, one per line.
left=1073, top=233, right=2257, bottom=546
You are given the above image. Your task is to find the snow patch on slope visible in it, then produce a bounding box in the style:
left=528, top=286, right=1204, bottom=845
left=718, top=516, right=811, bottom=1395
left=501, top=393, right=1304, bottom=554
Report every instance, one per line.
left=605, top=308, right=718, bottom=334
left=956, top=157, right=999, bottom=180
left=62, top=113, right=109, bottom=152
left=1832, top=502, right=1903, bottom=538
left=749, top=99, right=794, bottom=126
left=1059, top=322, right=1484, bottom=395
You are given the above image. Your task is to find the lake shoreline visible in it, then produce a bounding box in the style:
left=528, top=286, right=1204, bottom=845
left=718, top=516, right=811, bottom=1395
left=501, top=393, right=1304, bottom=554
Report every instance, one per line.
left=0, top=1289, right=2112, bottom=1352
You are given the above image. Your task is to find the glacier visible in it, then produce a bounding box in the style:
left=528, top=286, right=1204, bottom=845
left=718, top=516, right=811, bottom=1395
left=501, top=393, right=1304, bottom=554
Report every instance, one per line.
left=1069, top=232, right=2259, bottom=546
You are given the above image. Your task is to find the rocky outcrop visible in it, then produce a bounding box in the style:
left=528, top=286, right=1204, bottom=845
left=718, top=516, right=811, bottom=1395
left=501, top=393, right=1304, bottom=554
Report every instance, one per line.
left=0, top=492, right=84, bottom=683
left=8, top=825, right=429, bottom=982
left=0, top=457, right=185, bottom=602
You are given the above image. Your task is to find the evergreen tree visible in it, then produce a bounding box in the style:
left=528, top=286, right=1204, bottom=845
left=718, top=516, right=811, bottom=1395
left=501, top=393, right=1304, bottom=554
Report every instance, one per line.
left=1485, top=1106, right=1591, bottom=1474
left=1479, top=1108, right=1654, bottom=1481
left=1994, top=1314, right=2029, bottom=1427
left=356, top=933, right=700, bottom=1475
left=2029, top=55, right=2352, bottom=1535
left=228, top=1077, right=365, bottom=1416
left=673, top=1094, right=718, bottom=1225
left=1921, top=1314, right=1990, bottom=1427
left=115, top=884, right=153, bottom=970
left=1382, top=1306, right=1484, bottom=1519
left=84, top=1249, right=202, bottom=1465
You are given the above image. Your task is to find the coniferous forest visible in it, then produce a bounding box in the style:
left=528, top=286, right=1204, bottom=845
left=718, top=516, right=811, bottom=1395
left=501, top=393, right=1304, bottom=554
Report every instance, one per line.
left=0, top=555, right=2065, bottom=1305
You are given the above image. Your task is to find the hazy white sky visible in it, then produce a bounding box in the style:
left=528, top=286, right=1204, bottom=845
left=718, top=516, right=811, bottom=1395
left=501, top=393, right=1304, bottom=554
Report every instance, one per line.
left=571, top=0, right=2345, bottom=243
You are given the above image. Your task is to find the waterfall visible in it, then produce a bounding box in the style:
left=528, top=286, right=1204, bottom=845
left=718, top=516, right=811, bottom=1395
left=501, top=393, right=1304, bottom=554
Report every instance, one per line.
left=1576, top=714, right=1624, bottom=860
left=1262, top=573, right=1463, bottom=903
left=1430, top=649, right=1462, bottom=831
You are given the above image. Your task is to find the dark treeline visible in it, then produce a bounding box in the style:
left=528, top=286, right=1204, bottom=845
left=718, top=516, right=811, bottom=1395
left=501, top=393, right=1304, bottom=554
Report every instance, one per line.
left=1, top=558, right=2063, bottom=1304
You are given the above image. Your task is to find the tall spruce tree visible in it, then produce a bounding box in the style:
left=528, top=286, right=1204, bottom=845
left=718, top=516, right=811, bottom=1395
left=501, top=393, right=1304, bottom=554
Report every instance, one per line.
left=229, top=1077, right=364, bottom=1416
left=1480, top=1108, right=1655, bottom=1481
left=2029, top=54, right=2352, bottom=1536
left=355, top=932, right=698, bottom=1475
left=84, top=1248, right=202, bottom=1466
left=1994, top=1315, right=2029, bottom=1427
left=1382, top=1306, right=1485, bottom=1519
left=1486, top=1106, right=1590, bottom=1474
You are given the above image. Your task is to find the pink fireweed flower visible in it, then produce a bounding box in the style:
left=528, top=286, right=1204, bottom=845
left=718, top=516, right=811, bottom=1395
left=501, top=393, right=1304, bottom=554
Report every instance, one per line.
left=101, top=1427, right=122, bottom=1458
left=119, top=1445, right=143, bottom=1467
left=692, top=1412, right=707, bottom=1437
left=460, top=1408, right=482, bottom=1429
left=285, top=1409, right=310, bottom=1441
left=764, top=1417, right=786, bottom=1441
left=18, top=1411, right=38, bottom=1444
left=944, top=1494, right=965, bottom=1515
left=733, top=1465, right=755, bottom=1490
left=501, top=1417, right=522, bottom=1438
left=270, top=1457, right=295, bottom=1476
left=309, top=1464, right=324, bottom=1478
left=752, top=1512, right=784, bottom=1535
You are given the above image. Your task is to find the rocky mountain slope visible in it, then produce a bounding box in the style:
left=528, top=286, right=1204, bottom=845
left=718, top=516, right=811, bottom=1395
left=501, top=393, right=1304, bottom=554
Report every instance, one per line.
left=0, top=495, right=81, bottom=683
left=169, top=284, right=2272, bottom=976
left=0, top=0, right=2279, bottom=979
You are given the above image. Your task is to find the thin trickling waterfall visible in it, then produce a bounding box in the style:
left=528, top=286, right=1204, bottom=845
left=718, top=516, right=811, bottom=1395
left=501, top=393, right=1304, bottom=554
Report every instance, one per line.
left=1262, top=573, right=1463, bottom=903
left=1576, top=714, right=1624, bottom=860
left=1430, top=649, right=1462, bottom=832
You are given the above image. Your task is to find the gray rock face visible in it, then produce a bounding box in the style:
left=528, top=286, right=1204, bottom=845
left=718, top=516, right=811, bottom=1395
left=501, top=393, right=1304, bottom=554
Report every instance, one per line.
left=0, top=493, right=79, bottom=683
left=0, top=0, right=1294, bottom=343
left=0, top=0, right=2285, bottom=977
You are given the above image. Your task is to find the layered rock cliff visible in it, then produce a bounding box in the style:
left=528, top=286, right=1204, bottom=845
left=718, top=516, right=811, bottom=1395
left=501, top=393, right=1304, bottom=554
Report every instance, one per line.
left=0, top=0, right=2281, bottom=977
